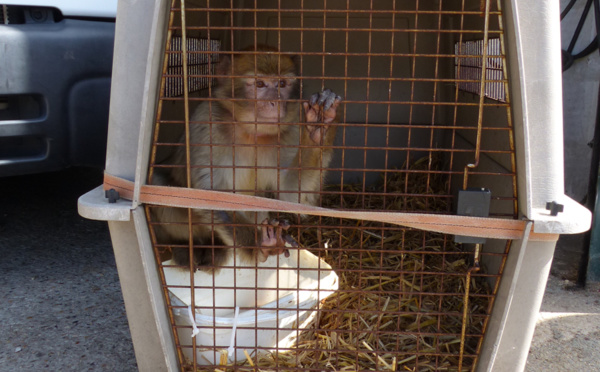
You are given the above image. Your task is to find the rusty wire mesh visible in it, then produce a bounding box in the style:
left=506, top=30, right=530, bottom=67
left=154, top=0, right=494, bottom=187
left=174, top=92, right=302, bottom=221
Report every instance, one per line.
left=145, top=0, right=517, bottom=371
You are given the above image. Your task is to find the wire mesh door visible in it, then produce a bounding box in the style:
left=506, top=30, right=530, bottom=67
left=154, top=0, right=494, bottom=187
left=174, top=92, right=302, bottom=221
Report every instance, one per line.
left=146, top=0, right=517, bottom=370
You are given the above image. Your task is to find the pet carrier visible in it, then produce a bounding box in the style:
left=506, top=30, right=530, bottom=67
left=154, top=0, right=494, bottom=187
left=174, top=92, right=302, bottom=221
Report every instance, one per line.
left=79, top=0, right=591, bottom=371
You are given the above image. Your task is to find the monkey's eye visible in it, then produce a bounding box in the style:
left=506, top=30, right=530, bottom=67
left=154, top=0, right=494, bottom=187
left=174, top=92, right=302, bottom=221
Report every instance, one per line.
left=256, top=80, right=265, bottom=88
left=279, top=80, right=287, bottom=88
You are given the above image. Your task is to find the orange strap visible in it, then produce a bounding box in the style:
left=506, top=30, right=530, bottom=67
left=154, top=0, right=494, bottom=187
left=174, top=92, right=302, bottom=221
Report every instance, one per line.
left=103, top=173, right=558, bottom=242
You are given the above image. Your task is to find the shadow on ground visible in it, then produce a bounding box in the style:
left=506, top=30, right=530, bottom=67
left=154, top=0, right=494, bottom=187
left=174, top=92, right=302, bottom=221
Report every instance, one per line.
left=0, top=168, right=137, bottom=372
left=525, top=234, right=600, bottom=371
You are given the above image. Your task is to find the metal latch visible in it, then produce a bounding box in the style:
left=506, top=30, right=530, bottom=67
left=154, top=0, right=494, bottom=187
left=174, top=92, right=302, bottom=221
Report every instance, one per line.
left=454, top=188, right=491, bottom=244
left=105, top=188, right=120, bottom=204
left=546, top=201, right=564, bottom=216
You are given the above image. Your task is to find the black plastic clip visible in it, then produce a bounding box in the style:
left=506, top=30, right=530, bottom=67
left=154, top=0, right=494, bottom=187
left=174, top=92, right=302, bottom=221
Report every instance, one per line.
left=546, top=201, right=564, bottom=216
left=105, top=189, right=120, bottom=204
left=454, top=188, right=491, bottom=244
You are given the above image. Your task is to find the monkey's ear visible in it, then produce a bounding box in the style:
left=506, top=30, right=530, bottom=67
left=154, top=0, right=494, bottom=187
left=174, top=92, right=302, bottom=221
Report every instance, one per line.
left=215, top=55, right=232, bottom=82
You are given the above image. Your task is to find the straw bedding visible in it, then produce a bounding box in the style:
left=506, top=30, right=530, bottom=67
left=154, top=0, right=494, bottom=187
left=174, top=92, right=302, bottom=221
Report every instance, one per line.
left=188, top=157, right=493, bottom=372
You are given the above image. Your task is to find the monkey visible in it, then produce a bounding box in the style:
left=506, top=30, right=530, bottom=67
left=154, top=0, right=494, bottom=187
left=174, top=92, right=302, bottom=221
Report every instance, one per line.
left=151, top=45, right=342, bottom=272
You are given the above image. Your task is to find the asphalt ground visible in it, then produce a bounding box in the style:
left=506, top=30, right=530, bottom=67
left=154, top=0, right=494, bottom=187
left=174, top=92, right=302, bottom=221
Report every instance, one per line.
left=0, top=168, right=137, bottom=372
left=525, top=276, right=600, bottom=372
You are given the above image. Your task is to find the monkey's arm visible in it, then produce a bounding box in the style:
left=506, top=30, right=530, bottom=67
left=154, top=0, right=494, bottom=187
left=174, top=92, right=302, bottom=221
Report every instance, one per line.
left=280, top=89, right=342, bottom=205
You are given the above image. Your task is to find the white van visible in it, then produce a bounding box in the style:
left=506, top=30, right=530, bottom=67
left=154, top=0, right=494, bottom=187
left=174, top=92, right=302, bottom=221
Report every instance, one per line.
left=0, top=1, right=117, bottom=176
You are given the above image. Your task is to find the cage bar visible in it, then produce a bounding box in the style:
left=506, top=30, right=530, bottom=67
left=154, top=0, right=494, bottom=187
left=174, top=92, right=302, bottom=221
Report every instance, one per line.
left=146, top=1, right=514, bottom=371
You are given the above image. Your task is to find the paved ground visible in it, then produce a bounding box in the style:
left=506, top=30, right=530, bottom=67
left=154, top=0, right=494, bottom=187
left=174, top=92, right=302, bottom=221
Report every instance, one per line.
left=525, top=276, right=600, bottom=372
left=525, top=234, right=600, bottom=372
left=0, top=168, right=137, bottom=372
left=0, top=167, right=598, bottom=371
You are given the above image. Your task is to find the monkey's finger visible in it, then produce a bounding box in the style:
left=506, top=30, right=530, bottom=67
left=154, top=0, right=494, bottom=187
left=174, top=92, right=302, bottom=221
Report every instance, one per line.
left=261, top=219, right=273, bottom=241
left=323, top=93, right=338, bottom=111
left=317, top=89, right=333, bottom=106
left=283, top=234, right=299, bottom=248
left=302, top=102, right=314, bottom=117
left=258, top=249, right=269, bottom=263
left=309, top=93, right=320, bottom=106
left=283, top=249, right=290, bottom=258
left=263, top=225, right=271, bottom=240
left=279, top=219, right=291, bottom=231
left=326, top=95, right=343, bottom=111
left=275, top=225, right=284, bottom=245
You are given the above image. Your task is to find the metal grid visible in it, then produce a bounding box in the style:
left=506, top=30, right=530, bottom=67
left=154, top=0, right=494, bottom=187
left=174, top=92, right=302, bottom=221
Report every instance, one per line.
left=164, top=36, right=221, bottom=97
left=454, top=38, right=505, bottom=102
left=146, top=0, right=517, bottom=371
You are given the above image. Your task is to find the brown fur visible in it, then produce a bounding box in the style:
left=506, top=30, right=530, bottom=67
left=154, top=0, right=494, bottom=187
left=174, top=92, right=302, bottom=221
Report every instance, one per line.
left=152, top=45, right=339, bottom=272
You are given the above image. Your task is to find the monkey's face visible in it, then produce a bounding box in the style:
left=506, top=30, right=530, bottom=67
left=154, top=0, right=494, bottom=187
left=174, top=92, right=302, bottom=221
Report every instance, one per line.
left=236, top=75, right=297, bottom=135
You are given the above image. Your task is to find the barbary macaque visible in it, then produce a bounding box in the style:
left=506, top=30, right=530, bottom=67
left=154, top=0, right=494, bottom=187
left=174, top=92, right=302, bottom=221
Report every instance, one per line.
left=152, top=45, right=342, bottom=272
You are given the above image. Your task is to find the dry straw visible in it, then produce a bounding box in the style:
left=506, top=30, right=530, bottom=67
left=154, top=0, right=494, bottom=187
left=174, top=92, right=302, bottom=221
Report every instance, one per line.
left=187, top=157, right=493, bottom=372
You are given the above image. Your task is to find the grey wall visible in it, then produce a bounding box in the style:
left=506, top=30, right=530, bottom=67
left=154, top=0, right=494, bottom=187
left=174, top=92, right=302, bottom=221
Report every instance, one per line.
left=561, top=0, right=600, bottom=202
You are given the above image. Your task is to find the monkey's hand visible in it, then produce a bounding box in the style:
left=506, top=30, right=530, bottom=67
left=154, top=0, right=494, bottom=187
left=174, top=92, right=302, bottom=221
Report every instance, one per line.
left=257, top=218, right=299, bottom=262
left=302, top=89, right=342, bottom=143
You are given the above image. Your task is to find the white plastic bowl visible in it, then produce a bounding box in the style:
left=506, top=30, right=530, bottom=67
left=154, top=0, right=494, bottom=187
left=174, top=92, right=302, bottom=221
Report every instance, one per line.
left=163, top=249, right=338, bottom=365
